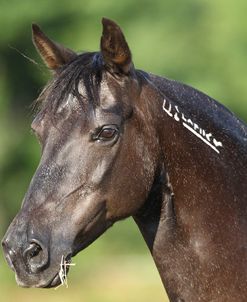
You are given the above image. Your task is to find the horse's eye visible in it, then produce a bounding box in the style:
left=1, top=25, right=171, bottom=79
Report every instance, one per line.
left=92, top=125, right=119, bottom=142
left=98, top=127, right=117, bottom=140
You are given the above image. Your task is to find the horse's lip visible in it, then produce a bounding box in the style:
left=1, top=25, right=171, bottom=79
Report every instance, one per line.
left=42, top=254, right=71, bottom=288
left=36, top=271, right=62, bottom=288
left=38, top=255, right=72, bottom=288
left=44, top=273, right=61, bottom=288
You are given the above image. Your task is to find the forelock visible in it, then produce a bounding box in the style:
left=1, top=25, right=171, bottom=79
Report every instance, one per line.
left=34, top=52, right=103, bottom=115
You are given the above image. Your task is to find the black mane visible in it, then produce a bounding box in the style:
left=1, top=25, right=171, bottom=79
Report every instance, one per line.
left=35, top=52, right=103, bottom=114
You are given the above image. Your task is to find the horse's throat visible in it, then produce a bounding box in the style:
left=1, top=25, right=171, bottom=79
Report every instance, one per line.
left=133, top=164, right=174, bottom=246
left=133, top=166, right=192, bottom=302
left=133, top=164, right=179, bottom=281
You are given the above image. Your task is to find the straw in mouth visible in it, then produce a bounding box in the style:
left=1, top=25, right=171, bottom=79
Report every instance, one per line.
left=55, top=255, right=76, bottom=289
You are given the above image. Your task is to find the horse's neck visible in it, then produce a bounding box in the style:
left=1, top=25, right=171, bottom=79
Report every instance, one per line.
left=133, top=72, right=247, bottom=301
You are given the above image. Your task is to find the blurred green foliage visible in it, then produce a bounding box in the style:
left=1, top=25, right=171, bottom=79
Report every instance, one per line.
left=0, top=0, right=247, bottom=301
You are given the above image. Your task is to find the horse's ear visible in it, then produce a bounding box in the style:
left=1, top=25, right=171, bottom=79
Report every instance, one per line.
left=100, top=18, right=133, bottom=74
left=32, top=24, right=77, bottom=70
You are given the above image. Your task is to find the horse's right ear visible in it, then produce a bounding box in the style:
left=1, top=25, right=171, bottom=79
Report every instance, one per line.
left=32, top=24, right=77, bottom=70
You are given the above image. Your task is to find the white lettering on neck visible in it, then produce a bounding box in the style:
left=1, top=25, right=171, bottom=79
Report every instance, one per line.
left=162, top=99, right=223, bottom=154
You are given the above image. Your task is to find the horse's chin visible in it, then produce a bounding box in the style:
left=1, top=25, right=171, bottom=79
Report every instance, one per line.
left=15, top=269, right=70, bottom=289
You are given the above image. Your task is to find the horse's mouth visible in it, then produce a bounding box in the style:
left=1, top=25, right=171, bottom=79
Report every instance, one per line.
left=16, top=268, right=69, bottom=289
left=44, top=273, right=62, bottom=288
left=39, top=267, right=71, bottom=288
left=15, top=254, right=73, bottom=289
left=42, top=255, right=72, bottom=288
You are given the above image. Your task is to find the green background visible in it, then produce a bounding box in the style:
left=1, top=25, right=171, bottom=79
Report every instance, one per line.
left=0, top=0, right=246, bottom=301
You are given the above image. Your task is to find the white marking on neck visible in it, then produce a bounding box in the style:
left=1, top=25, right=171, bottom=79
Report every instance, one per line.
left=162, top=98, right=223, bottom=154
left=182, top=123, right=220, bottom=154
left=162, top=99, right=173, bottom=117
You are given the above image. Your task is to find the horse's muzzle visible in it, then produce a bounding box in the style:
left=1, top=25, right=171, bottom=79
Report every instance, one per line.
left=2, top=240, right=16, bottom=271
left=2, top=235, right=49, bottom=275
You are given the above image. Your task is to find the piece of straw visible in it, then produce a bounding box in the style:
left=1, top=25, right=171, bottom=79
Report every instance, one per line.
left=55, top=255, right=76, bottom=290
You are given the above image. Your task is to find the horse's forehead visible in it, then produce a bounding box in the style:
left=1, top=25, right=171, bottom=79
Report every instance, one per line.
left=55, top=82, right=93, bottom=115
left=56, top=93, right=81, bottom=113
left=98, top=79, right=119, bottom=109
left=43, top=75, right=126, bottom=127
left=76, top=77, right=122, bottom=110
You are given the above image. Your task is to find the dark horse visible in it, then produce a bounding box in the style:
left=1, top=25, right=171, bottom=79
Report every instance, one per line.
left=2, top=18, right=247, bottom=301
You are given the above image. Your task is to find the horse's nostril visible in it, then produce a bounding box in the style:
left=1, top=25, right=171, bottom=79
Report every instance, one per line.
left=24, top=242, right=42, bottom=259
left=23, top=240, right=49, bottom=273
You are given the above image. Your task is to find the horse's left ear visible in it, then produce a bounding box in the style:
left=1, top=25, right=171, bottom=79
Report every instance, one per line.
left=100, top=18, right=133, bottom=74
left=32, top=24, right=77, bottom=70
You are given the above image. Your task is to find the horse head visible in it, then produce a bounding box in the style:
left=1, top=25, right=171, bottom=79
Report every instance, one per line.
left=2, top=19, right=160, bottom=288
